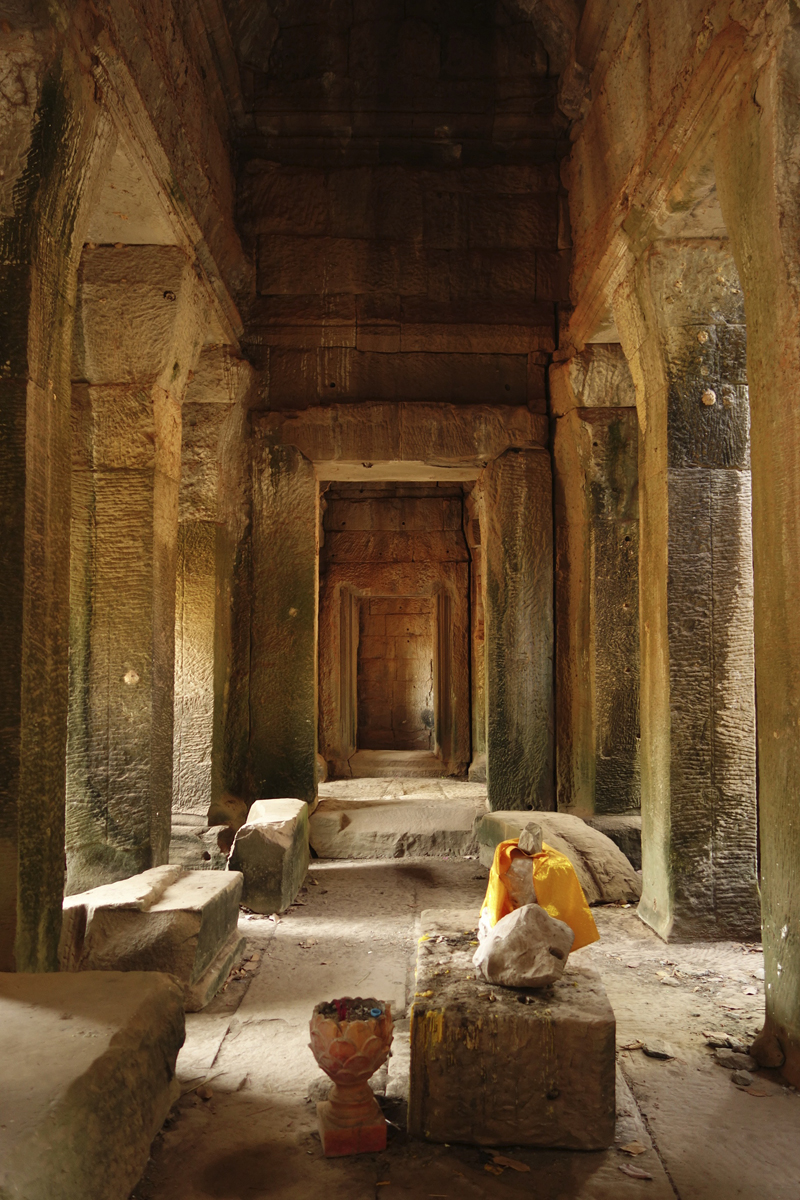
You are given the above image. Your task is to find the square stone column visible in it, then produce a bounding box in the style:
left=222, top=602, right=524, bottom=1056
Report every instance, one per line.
left=552, top=347, right=640, bottom=817
left=716, top=30, right=800, bottom=1082
left=172, top=350, right=254, bottom=820
left=615, top=239, right=759, bottom=942
left=0, top=45, right=110, bottom=969
left=482, top=448, right=554, bottom=811
left=250, top=440, right=319, bottom=805
left=67, top=247, right=206, bottom=892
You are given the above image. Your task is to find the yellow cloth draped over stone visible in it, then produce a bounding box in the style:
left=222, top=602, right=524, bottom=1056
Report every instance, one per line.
left=481, top=839, right=599, bottom=951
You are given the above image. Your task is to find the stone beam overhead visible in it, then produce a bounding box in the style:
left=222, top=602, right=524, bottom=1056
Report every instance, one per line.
left=564, top=1, right=785, bottom=346
left=257, top=404, right=548, bottom=481
left=88, top=0, right=252, bottom=344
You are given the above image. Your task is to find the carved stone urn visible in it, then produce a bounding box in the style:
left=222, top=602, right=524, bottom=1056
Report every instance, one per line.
left=309, top=997, right=393, bottom=1156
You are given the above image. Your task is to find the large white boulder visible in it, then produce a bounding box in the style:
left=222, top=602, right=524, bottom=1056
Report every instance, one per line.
left=473, top=903, right=575, bottom=988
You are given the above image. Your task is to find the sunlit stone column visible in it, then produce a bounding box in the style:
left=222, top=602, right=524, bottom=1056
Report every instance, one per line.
left=172, top=348, right=253, bottom=820
left=67, top=246, right=205, bottom=891
left=551, top=346, right=640, bottom=818
left=482, top=448, right=554, bottom=811
left=716, top=29, right=800, bottom=1082
left=615, top=238, right=759, bottom=942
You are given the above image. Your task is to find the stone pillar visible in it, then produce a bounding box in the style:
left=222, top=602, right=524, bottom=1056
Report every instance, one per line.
left=67, top=246, right=205, bottom=892
left=0, top=38, right=110, bottom=969
left=482, top=449, right=554, bottom=811
left=551, top=346, right=640, bottom=816
left=172, top=349, right=253, bottom=820
left=464, top=488, right=487, bottom=782
left=715, top=32, right=800, bottom=1082
left=250, top=440, right=318, bottom=805
left=614, top=239, right=759, bottom=942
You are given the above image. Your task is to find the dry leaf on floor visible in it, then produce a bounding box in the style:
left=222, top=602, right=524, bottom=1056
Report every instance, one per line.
left=621, top=1040, right=644, bottom=1050
left=484, top=1163, right=504, bottom=1175
left=619, top=1164, right=653, bottom=1180
left=618, top=1142, right=647, bottom=1156
left=492, top=1155, right=530, bottom=1172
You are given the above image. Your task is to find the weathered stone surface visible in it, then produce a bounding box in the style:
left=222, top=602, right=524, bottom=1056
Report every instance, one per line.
left=0, top=970, right=184, bottom=1200
left=250, top=441, right=318, bottom=804
left=59, top=866, right=244, bottom=1012
left=67, top=248, right=206, bottom=893
left=476, top=810, right=641, bottom=905
left=716, top=32, right=800, bottom=1082
left=228, top=798, right=310, bottom=914
left=550, top=344, right=637, bottom=417
left=409, top=909, right=615, bottom=1148
left=258, top=403, right=548, bottom=479
left=615, top=242, right=759, bottom=942
left=309, top=783, right=487, bottom=859
left=482, top=450, right=554, bottom=811
left=0, top=45, right=112, bottom=973
left=553, top=397, right=640, bottom=816
left=587, top=814, right=642, bottom=871
left=473, top=903, right=574, bottom=988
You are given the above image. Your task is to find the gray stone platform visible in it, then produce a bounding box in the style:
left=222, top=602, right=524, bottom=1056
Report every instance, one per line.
left=408, top=909, right=616, bottom=1148
left=475, top=810, right=641, bottom=903
left=310, top=778, right=487, bottom=859
left=60, top=865, right=245, bottom=1011
left=0, top=970, right=184, bottom=1200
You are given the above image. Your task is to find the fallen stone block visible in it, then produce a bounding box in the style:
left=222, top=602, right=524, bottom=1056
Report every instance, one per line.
left=476, top=810, right=641, bottom=903
left=586, top=813, right=642, bottom=870
left=170, top=814, right=232, bottom=871
left=473, top=903, right=574, bottom=988
left=409, top=909, right=616, bottom=1148
left=309, top=792, right=485, bottom=859
left=60, top=866, right=245, bottom=1012
left=0, top=970, right=184, bottom=1200
left=228, top=797, right=310, bottom=913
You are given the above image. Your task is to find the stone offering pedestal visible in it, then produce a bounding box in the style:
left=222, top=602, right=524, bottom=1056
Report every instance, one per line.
left=309, top=998, right=393, bottom=1157
left=409, top=909, right=615, bottom=1149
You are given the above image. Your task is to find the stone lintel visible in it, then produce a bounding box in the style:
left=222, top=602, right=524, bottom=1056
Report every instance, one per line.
left=255, top=404, right=548, bottom=477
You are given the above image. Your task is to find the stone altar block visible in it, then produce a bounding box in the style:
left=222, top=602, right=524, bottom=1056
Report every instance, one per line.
left=60, top=865, right=245, bottom=1011
left=228, top=797, right=310, bottom=913
left=408, top=909, right=615, bottom=1149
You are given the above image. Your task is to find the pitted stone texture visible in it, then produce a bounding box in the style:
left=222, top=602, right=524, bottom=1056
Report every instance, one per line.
left=587, top=813, right=642, bottom=871
left=409, top=909, right=615, bottom=1148
left=59, top=866, right=244, bottom=1012
left=476, top=810, right=641, bottom=904
left=228, top=798, right=310, bottom=914
left=473, top=903, right=574, bottom=988
left=482, top=449, right=554, bottom=811
left=0, top=970, right=184, bottom=1200
left=309, top=780, right=487, bottom=859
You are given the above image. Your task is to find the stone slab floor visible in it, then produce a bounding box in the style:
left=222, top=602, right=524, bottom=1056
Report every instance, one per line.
left=132, top=855, right=800, bottom=1200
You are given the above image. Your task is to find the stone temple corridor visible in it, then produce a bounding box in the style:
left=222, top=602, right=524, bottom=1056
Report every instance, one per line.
left=3, top=2, right=800, bottom=1198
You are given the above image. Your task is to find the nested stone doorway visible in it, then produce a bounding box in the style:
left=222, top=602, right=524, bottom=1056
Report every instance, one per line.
left=318, top=482, right=471, bottom=779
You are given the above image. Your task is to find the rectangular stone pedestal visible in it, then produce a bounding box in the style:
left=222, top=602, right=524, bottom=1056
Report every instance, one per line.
left=317, top=1097, right=387, bottom=1157
left=59, top=865, right=245, bottom=1011
left=228, top=798, right=310, bottom=913
left=0, top=971, right=184, bottom=1200
left=409, top=909, right=615, bottom=1148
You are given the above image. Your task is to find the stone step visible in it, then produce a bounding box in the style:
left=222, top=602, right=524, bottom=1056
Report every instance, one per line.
left=0, top=971, right=184, bottom=1200
left=309, top=778, right=488, bottom=859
